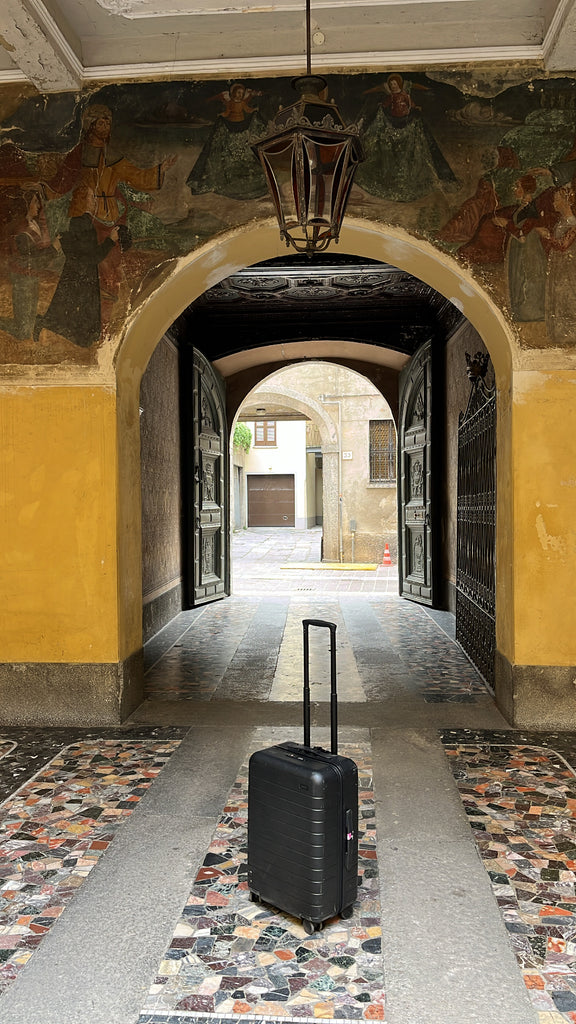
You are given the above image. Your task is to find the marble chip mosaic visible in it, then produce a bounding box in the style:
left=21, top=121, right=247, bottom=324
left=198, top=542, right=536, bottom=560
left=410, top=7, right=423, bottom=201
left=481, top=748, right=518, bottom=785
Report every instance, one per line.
left=138, top=742, right=385, bottom=1024
left=444, top=740, right=576, bottom=1024
left=0, top=736, right=180, bottom=993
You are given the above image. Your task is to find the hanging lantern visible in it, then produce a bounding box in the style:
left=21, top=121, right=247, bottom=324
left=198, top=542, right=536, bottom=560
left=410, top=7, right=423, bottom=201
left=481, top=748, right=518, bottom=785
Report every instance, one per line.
left=252, top=12, right=364, bottom=256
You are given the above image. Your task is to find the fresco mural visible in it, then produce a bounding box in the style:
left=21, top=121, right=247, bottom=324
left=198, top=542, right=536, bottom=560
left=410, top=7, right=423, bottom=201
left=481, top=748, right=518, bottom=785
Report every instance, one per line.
left=355, top=74, right=457, bottom=201
left=1, top=71, right=576, bottom=364
left=186, top=83, right=268, bottom=200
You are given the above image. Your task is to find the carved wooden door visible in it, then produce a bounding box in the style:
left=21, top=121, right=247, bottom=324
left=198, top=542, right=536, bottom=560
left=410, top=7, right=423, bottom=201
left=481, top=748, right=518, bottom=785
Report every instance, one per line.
left=398, top=338, right=437, bottom=605
left=187, top=347, right=229, bottom=605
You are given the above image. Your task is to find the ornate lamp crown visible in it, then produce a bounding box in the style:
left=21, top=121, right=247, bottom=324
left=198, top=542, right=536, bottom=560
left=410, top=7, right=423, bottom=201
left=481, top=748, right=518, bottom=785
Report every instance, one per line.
left=252, top=1, right=364, bottom=255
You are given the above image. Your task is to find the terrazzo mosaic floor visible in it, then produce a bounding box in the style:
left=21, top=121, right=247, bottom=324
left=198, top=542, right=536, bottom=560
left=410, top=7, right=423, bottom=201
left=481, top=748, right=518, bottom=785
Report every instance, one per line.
left=138, top=742, right=384, bottom=1024
left=0, top=735, right=181, bottom=993
left=444, top=736, right=576, bottom=1024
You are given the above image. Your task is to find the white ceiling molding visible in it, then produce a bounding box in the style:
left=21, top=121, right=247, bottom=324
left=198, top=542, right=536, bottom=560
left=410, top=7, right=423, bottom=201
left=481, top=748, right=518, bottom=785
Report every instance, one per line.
left=82, top=46, right=545, bottom=84
left=0, top=0, right=566, bottom=93
left=0, top=69, right=29, bottom=84
left=93, top=0, right=483, bottom=18
left=0, top=0, right=82, bottom=91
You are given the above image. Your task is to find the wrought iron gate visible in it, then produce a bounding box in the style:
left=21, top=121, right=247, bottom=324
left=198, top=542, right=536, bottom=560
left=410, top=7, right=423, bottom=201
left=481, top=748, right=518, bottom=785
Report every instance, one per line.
left=455, top=351, right=496, bottom=687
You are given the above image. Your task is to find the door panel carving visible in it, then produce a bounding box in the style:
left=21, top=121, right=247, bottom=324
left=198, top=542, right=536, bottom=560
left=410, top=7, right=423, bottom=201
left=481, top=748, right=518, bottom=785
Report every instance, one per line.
left=183, top=347, right=229, bottom=606
left=398, top=340, right=438, bottom=605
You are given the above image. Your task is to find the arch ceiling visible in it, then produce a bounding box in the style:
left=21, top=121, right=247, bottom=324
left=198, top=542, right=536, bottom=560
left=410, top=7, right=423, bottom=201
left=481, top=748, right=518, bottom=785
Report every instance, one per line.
left=2, top=0, right=576, bottom=93
left=234, top=364, right=389, bottom=428
left=235, top=383, right=340, bottom=446
left=173, top=252, right=465, bottom=365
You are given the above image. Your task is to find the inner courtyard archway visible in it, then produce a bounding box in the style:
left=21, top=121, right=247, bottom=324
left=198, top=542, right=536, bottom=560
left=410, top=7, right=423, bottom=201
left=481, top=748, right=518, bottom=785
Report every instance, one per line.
left=231, top=362, right=398, bottom=564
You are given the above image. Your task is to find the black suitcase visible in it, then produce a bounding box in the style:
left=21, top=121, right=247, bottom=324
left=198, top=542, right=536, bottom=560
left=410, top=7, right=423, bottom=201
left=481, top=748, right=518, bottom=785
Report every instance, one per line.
left=247, top=618, right=358, bottom=934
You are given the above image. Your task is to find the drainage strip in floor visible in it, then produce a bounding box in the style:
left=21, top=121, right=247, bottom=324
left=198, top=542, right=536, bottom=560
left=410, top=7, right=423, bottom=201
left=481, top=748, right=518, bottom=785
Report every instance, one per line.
left=0, top=737, right=181, bottom=994
left=138, top=742, right=384, bottom=1024
left=444, top=738, right=576, bottom=1023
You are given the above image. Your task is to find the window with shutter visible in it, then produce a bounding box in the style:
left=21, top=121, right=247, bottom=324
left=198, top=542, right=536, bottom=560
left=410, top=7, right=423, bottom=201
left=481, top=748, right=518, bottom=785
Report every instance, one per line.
left=254, top=420, right=277, bottom=446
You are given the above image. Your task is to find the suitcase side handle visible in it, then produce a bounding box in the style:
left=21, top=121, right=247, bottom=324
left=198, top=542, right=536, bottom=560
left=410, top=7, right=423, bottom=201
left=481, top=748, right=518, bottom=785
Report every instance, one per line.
left=302, top=619, right=338, bottom=754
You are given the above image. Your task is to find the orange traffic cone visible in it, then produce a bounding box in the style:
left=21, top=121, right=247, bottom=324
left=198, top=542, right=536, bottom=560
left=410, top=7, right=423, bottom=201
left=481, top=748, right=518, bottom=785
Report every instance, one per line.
left=382, top=543, right=392, bottom=567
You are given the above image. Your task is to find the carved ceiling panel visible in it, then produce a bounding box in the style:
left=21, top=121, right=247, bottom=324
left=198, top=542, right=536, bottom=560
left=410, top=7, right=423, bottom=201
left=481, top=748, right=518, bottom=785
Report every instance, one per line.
left=181, top=255, right=464, bottom=361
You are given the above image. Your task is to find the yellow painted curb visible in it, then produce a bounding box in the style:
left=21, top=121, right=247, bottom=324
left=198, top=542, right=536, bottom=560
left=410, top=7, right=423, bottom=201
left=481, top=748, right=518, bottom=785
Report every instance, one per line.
left=280, top=563, right=379, bottom=572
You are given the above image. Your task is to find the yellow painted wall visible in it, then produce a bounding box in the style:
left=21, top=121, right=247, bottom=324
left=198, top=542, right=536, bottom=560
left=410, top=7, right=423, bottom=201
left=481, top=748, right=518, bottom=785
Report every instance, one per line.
left=495, top=375, right=514, bottom=665
left=0, top=221, right=521, bottom=686
left=0, top=386, right=121, bottom=662
left=511, top=370, right=576, bottom=666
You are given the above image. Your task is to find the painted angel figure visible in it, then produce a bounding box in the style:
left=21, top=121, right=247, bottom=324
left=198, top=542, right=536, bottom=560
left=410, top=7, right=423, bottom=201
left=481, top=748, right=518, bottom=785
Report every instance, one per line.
left=187, top=82, right=268, bottom=200
left=368, top=73, right=425, bottom=119
left=355, top=74, right=457, bottom=202
left=211, top=83, right=262, bottom=123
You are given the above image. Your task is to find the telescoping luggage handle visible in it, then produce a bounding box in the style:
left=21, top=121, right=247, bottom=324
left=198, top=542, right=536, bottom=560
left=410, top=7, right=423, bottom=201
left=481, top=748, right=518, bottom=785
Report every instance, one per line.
left=302, top=619, right=338, bottom=755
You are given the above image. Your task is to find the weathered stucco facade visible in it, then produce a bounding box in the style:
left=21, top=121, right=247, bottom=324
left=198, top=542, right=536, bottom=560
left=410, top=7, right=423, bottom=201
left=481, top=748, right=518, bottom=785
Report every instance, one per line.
left=236, top=362, right=397, bottom=562
left=2, top=67, right=576, bottom=728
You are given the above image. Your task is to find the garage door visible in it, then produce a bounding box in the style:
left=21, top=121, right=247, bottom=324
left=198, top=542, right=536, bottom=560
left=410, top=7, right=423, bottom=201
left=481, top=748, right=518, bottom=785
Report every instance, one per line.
left=247, top=474, right=295, bottom=527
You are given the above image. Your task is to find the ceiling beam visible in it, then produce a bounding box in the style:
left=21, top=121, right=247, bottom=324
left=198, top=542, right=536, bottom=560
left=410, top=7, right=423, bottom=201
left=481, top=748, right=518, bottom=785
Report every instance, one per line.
left=0, top=0, right=82, bottom=92
left=543, top=0, right=576, bottom=69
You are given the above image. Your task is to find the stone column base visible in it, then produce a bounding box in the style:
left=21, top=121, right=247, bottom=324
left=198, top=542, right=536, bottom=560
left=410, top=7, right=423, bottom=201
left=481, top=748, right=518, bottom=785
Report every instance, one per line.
left=0, top=650, right=144, bottom=727
left=495, top=651, right=576, bottom=729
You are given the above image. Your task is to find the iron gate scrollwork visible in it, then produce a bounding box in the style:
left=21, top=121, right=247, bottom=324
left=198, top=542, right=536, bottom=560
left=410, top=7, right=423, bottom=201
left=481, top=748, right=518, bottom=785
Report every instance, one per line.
left=456, top=351, right=496, bottom=687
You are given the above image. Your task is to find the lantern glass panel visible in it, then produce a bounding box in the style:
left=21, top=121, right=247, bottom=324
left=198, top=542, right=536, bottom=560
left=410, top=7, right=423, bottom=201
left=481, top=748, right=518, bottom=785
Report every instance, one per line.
left=302, top=134, right=350, bottom=228
left=259, top=137, right=299, bottom=231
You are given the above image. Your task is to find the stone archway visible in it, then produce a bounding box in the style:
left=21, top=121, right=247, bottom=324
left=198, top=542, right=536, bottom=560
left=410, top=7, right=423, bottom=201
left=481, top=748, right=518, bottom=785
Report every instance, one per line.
left=119, top=218, right=515, bottom=380
left=117, top=215, right=524, bottom=721
left=5, top=222, right=576, bottom=728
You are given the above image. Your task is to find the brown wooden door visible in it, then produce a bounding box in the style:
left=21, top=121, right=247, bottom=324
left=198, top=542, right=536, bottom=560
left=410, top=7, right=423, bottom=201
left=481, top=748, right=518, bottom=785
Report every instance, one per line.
left=184, top=347, right=229, bottom=606
left=247, top=475, right=295, bottom=527
left=398, top=338, right=438, bottom=605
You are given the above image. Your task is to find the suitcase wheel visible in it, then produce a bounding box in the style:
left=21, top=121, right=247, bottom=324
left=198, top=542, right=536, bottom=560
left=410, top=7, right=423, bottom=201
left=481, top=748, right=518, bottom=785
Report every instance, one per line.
left=340, top=905, right=354, bottom=920
left=302, top=919, right=322, bottom=935
left=249, top=891, right=259, bottom=903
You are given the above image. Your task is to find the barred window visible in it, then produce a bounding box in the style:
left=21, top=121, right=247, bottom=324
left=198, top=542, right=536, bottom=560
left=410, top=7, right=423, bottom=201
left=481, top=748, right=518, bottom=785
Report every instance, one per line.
left=369, top=420, right=396, bottom=482
left=254, top=420, right=277, bottom=446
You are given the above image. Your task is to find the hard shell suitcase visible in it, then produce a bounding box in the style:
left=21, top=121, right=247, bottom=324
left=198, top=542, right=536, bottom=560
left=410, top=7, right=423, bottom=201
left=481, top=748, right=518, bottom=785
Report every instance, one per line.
left=247, top=618, right=358, bottom=934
